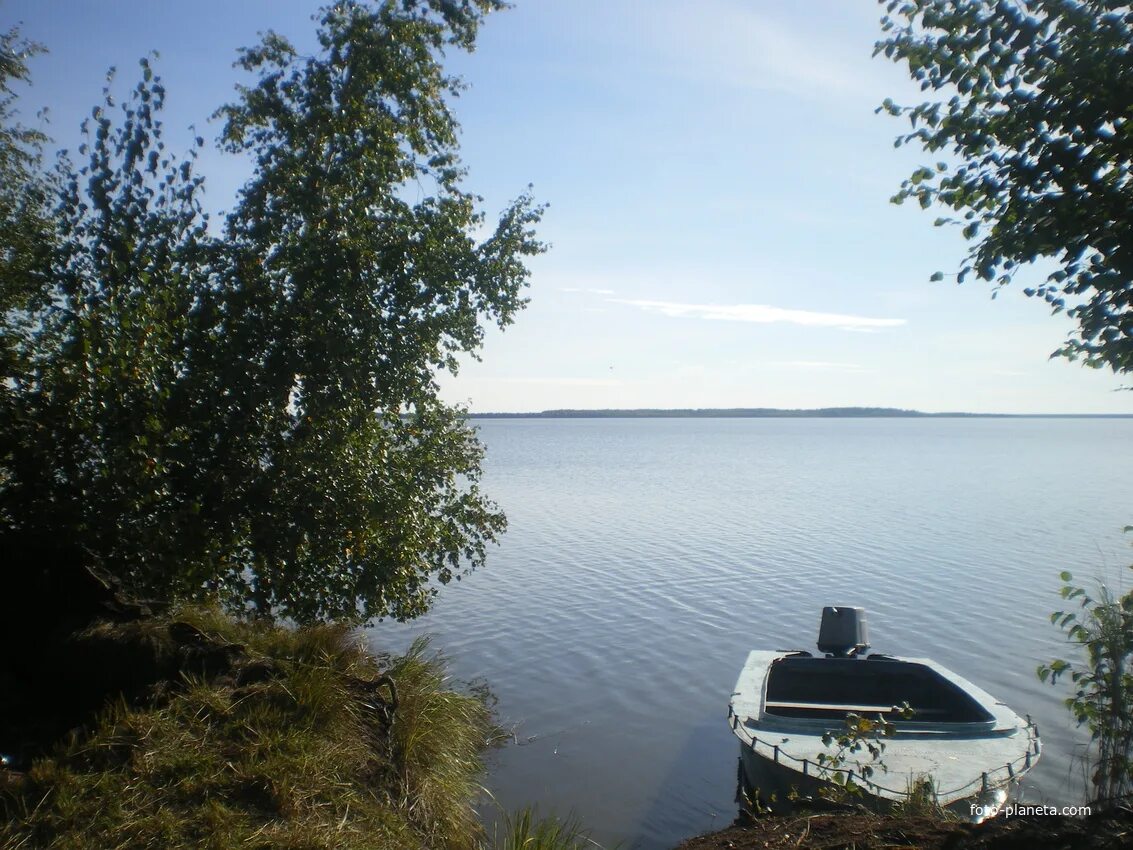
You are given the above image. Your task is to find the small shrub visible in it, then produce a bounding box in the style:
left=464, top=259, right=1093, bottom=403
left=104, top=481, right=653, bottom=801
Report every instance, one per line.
left=1039, top=540, right=1133, bottom=808
left=815, top=703, right=913, bottom=802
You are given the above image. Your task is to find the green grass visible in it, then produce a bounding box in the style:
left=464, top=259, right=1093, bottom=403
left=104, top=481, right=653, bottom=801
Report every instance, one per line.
left=889, top=776, right=952, bottom=820
left=491, top=806, right=596, bottom=850
left=0, top=608, right=498, bottom=849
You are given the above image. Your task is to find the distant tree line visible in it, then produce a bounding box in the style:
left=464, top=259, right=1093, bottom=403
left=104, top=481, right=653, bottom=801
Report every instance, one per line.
left=467, top=407, right=1129, bottom=418
left=471, top=408, right=932, bottom=418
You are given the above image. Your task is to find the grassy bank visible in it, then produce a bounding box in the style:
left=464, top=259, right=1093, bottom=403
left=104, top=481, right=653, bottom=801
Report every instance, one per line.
left=0, top=608, right=502, bottom=849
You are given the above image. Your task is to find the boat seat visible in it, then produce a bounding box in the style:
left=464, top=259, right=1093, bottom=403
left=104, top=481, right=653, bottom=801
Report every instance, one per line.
left=764, top=700, right=896, bottom=714
left=763, top=700, right=951, bottom=717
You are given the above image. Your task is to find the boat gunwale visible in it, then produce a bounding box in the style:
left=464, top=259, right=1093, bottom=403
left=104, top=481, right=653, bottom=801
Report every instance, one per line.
left=729, top=649, right=1042, bottom=805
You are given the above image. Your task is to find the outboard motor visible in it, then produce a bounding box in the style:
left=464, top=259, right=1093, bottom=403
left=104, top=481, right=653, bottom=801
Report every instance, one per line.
left=817, top=606, right=870, bottom=657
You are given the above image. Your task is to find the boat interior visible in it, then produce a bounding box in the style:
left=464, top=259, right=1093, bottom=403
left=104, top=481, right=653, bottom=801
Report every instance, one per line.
left=762, top=655, right=995, bottom=725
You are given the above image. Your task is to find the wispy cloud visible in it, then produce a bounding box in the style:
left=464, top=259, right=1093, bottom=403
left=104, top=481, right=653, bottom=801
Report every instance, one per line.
left=641, top=1, right=894, bottom=104
left=768, top=360, right=868, bottom=372
left=609, top=299, right=905, bottom=331
left=561, top=287, right=617, bottom=295
left=487, top=377, right=622, bottom=387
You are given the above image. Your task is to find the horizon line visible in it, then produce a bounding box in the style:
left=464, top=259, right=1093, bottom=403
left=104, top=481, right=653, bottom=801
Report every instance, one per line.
left=461, top=406, right=1133, bottom=419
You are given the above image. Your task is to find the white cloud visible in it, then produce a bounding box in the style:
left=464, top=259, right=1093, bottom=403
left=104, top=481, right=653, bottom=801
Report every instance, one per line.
left=990, top=369, right=1028, bottom=377
left=641, top=1, right=896, bottom=104
left=608, top=298, right=905, bottom=331
left=487, top=377, right=623, bottom=387
left=768, top=360, right=868, bottom=372
left=561, top=287, right=617, bottom=295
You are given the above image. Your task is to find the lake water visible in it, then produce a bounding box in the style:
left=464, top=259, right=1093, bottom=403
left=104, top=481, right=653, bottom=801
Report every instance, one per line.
left=368, top=417, right=1133, bottom=849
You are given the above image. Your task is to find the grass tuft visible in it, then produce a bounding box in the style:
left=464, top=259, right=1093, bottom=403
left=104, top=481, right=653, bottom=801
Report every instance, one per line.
left=889, top=775, right=951, bottom=820
left=388, top=637, right=495, bottom=849
left=493, top=806, right=596, bottom=850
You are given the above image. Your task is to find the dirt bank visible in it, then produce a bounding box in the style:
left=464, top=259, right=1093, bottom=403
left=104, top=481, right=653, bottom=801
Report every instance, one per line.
left=676, top=808, right=1132, bottom=850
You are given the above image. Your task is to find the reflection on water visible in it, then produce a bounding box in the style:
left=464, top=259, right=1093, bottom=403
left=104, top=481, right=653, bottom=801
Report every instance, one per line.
left=368, top=418, right=1133, bottom=849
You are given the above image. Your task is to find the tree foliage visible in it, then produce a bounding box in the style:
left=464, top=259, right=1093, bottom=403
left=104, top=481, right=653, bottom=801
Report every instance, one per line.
left=0, top=1, right=544, bottom=624
left=0, top=28, right=51, bottom=419
left=876, top=0, right=1133, bottom=374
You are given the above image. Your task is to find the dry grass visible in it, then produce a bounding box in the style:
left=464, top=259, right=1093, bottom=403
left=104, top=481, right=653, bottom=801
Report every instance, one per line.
left=0, top=608, right=497, bottom=850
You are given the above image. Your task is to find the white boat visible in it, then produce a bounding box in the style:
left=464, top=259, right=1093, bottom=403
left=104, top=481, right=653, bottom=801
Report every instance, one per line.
left=728, top=607, right=1040, bottom=819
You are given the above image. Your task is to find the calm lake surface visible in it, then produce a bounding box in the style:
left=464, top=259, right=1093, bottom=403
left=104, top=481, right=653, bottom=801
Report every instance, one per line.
left=368, top=417, right=1133, bottom=849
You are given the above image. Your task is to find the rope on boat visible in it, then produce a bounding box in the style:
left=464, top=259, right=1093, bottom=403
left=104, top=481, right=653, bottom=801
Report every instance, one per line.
left=727, top=704, right=1042, bottom=801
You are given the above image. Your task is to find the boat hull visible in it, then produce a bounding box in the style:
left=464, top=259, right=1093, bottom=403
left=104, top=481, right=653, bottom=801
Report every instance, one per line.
left=728, top=649, right=1040, bottom=819
left=736, top=742, right=1010, bottom=819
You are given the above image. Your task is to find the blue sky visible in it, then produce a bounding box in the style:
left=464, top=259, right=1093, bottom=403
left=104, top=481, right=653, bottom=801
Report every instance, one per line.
left=6, top=0, right=1130, bottom=413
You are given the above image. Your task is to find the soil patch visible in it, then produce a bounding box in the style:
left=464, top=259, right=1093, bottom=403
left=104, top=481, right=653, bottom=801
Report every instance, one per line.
left=676, top=808, right=1133, bottom=850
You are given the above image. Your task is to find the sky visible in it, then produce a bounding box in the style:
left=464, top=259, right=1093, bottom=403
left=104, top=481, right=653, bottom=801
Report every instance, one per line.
left=5, top=0, right=1130, bottom=414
